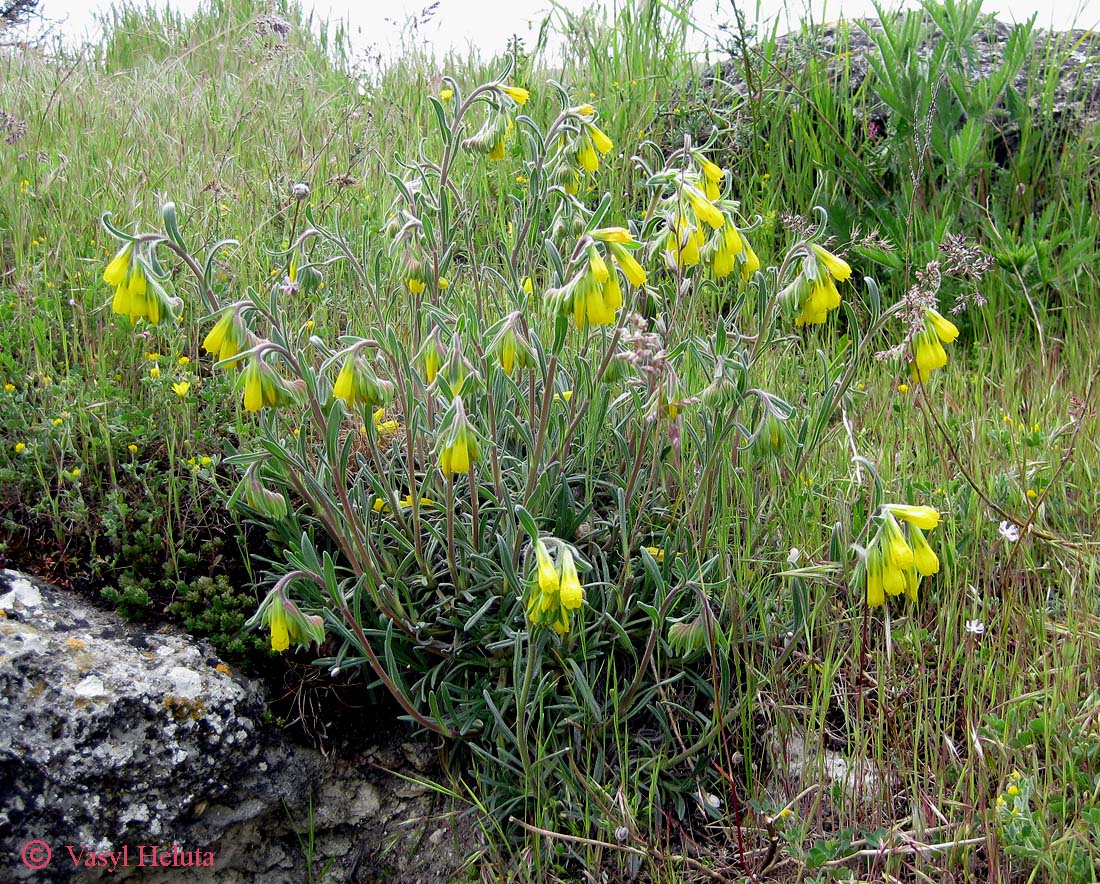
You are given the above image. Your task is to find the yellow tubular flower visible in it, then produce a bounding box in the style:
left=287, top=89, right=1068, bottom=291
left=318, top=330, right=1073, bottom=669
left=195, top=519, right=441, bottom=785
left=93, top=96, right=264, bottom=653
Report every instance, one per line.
left=609, top=243, right=647, bottom=286
left=809, top=243, right=852, bottom=281
left=739, top=233, right=760, bottom=281
left=332, top=357, right=356, bottom=407
left=408, top=278, right=426, bottom=294
left=887, top=504, right=941, bottom=530
left=910, top=527, right=940, bottom=576
left=489, top=137, right=506, bottom=161
left=586, top=123, right=613, bottom=155
left=578, top=140, right=599, bottom=173
left=103, top=244, right=133, bottom=287
left=591, top=227, right=633, bottom=244
left=441, top=435, right=470, bottom=474
left=269, top=604, right=289, bottom=652
left=883, top=514, right=914, bottom=572
left=699, top=156, right=724, bottom=185
left=243, top=360, right=264, bottom=412
left=882, top=559, right=906, bottom=596
left=588, top=246, right=610, bottom=284
left=913, top=329, right=948, bottom=382
left=586, top=284, right=615, bottom=325
left=535, top=539, right=560, bottom=595
left=125, top=265, right=148, bottom=324
left=685, top=189, right=725, bottom=229
left=500, top=84, right=529, bottom=104
left=926, top=307, right=959, bottom=343
left=558, top=547, right=583, bottom=610
left=668, top=217, right=700, bottom=269
left=602, top=273, right=623, bottom=313
left=202, top=309, right=243, bottom=363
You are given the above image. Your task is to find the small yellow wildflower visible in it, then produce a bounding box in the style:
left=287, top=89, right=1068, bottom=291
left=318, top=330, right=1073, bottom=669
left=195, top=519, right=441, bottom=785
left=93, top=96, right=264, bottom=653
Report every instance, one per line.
left=178, top=355, right=190, bottom=366
left=70, top=468, right=81, bottom=478
left=172, top=381, right=191, bottom=397
left=3, top=383, right=14, bottom=393
left=1027, top=488, right=1037, bottom=500
left=145, top=352, right=161, bottom=361
left=52, top=418, right=63, bottom=426
left=200, top=456, right=212, bottom=466
left=438, top=277, right=450, bottom=290
left=128, top=444, right=138, bottom=453
left=515, top=175, right=528, bottom=184
left=149, top=366, right=161, bottom=379
left=305, top=319, right=314, bottom=330
left=643, top=546, right=666, bottom=562
left=897, top=383, right=909, bottom=393
left=373, top=407, right=400, bottom=436
left=14, top=442, right=26, bottom=454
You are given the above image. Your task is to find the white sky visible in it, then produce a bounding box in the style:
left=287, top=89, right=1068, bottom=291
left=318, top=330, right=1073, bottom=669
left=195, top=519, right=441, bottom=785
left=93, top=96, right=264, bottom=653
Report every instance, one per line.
left=31, top=0, right=1100, bottom=56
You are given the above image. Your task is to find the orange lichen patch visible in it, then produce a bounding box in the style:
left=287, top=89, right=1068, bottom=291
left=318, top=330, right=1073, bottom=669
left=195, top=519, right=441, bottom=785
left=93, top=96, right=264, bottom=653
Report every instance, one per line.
left=215, top=663, right=231, bottom=675
left=65, top=637, right=87, bottom=650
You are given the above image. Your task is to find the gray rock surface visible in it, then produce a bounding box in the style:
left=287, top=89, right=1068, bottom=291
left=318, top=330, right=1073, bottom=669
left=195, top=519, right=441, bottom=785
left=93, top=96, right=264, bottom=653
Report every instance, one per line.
left=711, top=14, right=1100, bottom=122
left=0, top=569, right=473, bottom=883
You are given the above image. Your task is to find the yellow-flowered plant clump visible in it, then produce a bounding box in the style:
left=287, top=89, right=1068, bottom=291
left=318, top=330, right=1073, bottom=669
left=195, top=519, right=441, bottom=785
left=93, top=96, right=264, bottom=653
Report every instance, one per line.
left=864, top=504, right=942, bottom=607
left=779, top=243, right=852, bottom=326
left=526, top=538, right=585, bottom=634
left=912, top=307, right=960, bottom=381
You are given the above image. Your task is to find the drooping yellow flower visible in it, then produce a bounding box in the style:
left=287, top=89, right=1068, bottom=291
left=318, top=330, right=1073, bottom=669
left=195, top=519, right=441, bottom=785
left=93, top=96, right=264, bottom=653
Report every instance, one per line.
left=585, top=122, right=613, bottom=155
left=666, top=216, right=701, bottom=269
left=886, top=504, right=941, bottom=531
left=609, top=243, right=647, bottom=287
left=577, top=139, right=599, bottom=173
left=102, top=243, right=133, bottom=288
left=882, top=513, right=914, bottom=573
left=269, top=603, right=290, bottom=652
left=809, top=243, right=852, bottom=282
left=912, top=328, right=948, bottom=381
left=243, top=360, right=265, bottom=412
left=535, top=539, right=559, bottom=595
left=500, top=84, right=529, bottom=105
left=558, top=546, right=583, bottom=609
left=332, top=352, right=395, bottom=411
left=588, top=246, right=610, bottom=284
left=739, top=232, right=760, bottom=281
left=697, top=155, right=725, bottom=200
left=251, top=589, right=326, bottom=654
left=685, top=188, right=725, bottom=230
left=926, top=308, right=959, bottom=343
left=202, top=308, right=250, bottom=363
left=439, top=397, right=481, bottom=476
left=241, top=357, right=305, bottom=412
left=910, top=526, right=940, bottom=576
